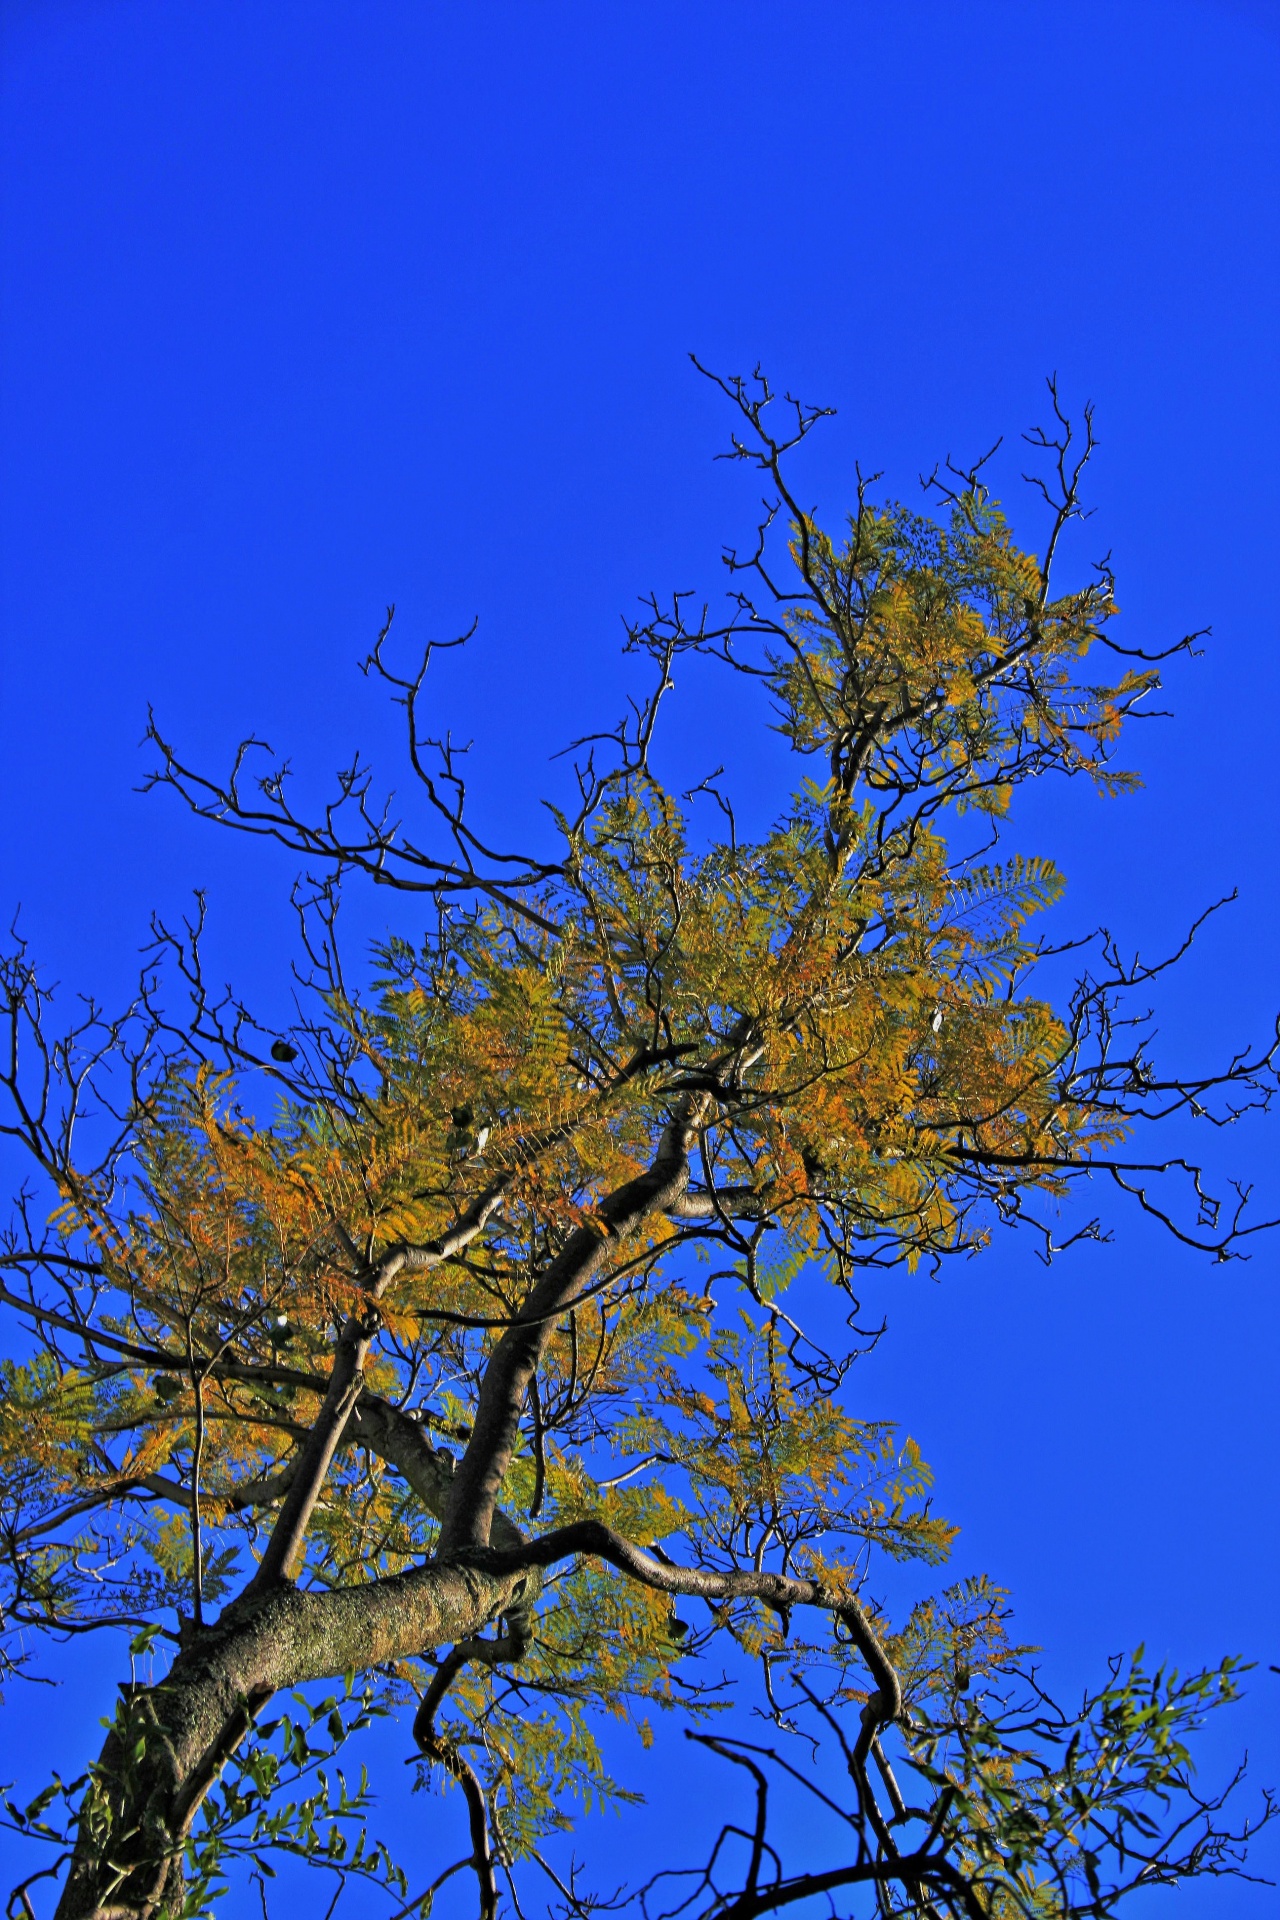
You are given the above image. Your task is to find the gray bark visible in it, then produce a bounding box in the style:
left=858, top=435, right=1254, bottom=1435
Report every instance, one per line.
left=54, top=1558, right=534, bottom=1920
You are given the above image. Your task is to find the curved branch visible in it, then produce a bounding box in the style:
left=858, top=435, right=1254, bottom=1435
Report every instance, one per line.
left=465, top=1518, right=901, bottom=1724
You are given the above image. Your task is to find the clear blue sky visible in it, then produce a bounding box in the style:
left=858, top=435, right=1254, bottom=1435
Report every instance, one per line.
left=2, top=2, right=1278, bottom=1913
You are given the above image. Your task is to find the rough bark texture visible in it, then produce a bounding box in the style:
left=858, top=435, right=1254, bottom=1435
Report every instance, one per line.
left=55, top=1559, right=534, bottom=1920
left=55, top=1398, right=532, bottom=1918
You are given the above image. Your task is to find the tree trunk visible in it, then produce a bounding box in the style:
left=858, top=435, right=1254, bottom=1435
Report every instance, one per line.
left=55, top=1558, right=532, bottom=1920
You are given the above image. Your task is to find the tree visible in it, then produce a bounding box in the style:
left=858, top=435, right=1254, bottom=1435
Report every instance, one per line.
left=0, top=368, right=1275, bottom=1920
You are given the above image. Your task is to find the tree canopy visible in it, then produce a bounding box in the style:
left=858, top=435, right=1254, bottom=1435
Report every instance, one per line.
left=1, top=369, right=1275, bottom=1920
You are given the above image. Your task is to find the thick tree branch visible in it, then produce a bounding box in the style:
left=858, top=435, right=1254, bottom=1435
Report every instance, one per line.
left=242, top=1178, right=519, bottom=1596
left=438, top=1102, right=705, bottom=1553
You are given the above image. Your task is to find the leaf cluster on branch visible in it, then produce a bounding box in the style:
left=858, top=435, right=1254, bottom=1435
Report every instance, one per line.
left=0, top=366, right=1274, bottom=1920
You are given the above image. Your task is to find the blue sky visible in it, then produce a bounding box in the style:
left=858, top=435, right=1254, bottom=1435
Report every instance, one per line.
left=2, top=2, right=1278, bottom=1913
